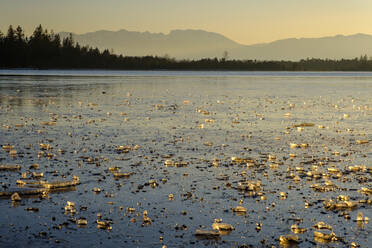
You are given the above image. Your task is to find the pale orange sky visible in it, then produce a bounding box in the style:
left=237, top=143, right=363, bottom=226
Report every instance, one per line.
left=1, top=0, right=372, bottom=45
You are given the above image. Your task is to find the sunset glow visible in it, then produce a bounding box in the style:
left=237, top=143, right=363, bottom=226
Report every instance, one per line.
left=1, top=0, right=372, bottom=44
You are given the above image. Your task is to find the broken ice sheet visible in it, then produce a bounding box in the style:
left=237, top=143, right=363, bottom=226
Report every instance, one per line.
left=0, top=71, right=371, bottom=247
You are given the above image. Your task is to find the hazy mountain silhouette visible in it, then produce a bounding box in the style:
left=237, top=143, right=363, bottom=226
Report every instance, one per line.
left=59, top=29, right=372, bottom=60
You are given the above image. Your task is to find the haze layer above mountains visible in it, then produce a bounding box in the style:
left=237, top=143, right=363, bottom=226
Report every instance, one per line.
left=59, top=29, right=372, bottom=61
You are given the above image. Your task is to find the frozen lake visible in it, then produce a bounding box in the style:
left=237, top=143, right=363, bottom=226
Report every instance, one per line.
left=0, top=70, right=371, bottom=247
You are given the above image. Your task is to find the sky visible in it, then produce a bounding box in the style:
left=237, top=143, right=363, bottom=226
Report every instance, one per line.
left=1, top=0, right=372, bottom=45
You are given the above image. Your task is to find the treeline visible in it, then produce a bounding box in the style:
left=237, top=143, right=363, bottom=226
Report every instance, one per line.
left=1, top=25, right=372, bottom=71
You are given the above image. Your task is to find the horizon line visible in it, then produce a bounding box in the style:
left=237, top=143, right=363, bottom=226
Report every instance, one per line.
left=4, top=24, right=370, bottom=47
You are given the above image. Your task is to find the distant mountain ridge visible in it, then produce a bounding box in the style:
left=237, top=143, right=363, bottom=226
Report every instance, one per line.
left=59, top=29, right=372, bottom=61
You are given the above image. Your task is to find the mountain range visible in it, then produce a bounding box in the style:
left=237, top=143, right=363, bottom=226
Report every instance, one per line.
left=59, top=29, right=372, bottom=61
